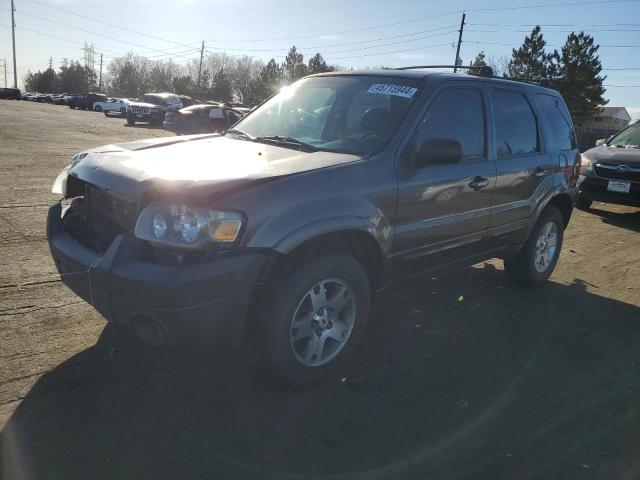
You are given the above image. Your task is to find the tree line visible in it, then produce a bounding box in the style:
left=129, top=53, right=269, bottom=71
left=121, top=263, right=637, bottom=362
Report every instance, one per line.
left=25, top=27, right=606, bottom=125
left=24, top=46, right=334, bottom=106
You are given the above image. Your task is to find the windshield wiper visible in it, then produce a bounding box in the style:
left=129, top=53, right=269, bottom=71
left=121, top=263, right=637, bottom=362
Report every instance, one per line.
left=254, top=135, right=318, bottom=152
left=225, top=128, right=255, bottom=141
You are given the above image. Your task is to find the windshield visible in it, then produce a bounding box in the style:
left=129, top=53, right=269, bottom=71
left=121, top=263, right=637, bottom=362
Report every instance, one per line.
left=141, top=94, right=164, bottom=106
left=233, top=75, right=422, bottom=155
left=608, top=123, right=640, bottom=148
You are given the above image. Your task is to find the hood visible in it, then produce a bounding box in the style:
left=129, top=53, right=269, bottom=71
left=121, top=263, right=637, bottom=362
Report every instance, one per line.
left=69, top=135, right=362, bottom=202
left=583, top=144, right=640, bottom=165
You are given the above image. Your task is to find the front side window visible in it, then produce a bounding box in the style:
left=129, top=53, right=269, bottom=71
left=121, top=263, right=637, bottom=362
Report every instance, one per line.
left=233, top=75, right=422, bottom=155
left=417, top=87, right=485, bottom=161
left=492, top=90, right=539, bottom=158
left=536, top=94, right=576, bottom=150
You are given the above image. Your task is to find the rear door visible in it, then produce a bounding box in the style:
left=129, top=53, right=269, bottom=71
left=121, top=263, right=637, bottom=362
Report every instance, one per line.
left=488, top=88, right=553, bottom=245
left=393, top=83, right=496, bottom=277
left=535, top=93, right=579, bottom=186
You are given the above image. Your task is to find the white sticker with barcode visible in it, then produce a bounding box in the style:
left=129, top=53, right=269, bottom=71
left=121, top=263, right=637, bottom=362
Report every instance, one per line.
left=367, top=83, right=418, bottom=98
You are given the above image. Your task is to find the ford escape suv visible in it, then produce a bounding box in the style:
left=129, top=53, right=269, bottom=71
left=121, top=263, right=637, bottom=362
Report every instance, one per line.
left=48, top=68, right=579, bottom=385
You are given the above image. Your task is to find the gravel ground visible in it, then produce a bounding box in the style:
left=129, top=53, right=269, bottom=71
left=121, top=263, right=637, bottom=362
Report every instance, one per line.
left=1, top=99, right=639, bottom=480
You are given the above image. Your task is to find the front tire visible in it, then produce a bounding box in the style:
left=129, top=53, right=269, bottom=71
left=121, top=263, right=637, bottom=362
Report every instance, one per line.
left=504, top=205, right=564, bottom=288
left=575, top=194, right=592, bottom=210
left=94, top=105, right=102, bottom=112
left=127, top=118, right=135, bottom=125
left=262, top=253, right=371, bottom=387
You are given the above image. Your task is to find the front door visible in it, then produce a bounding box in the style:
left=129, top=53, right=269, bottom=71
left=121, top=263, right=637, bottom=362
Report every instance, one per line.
left=393, top=84, right=496, bottom=278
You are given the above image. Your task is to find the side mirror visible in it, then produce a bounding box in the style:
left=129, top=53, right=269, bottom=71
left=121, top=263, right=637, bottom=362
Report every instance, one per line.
left=595, top=138, right=607, bottom=147
left=416, top=138, right=463, bottom=167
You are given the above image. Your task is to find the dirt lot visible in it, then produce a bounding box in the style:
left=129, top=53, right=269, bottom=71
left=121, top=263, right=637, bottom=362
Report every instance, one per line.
left=1, top=99, right=639, bottom=480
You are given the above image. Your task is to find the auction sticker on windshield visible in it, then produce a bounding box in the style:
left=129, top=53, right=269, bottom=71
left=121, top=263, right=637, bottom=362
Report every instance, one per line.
left=367, top=84, right=418, bottom=98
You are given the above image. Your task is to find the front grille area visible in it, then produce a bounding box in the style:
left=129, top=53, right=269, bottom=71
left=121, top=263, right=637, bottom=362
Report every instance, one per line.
left=594, top=163, right=640, bottom=182
left=63, top=184, right=137, bottom=253
left=129, top=106, right=150, bottom=114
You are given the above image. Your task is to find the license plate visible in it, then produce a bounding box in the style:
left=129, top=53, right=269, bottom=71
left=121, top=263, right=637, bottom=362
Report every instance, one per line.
left=607, top=180, right=631, bottom=193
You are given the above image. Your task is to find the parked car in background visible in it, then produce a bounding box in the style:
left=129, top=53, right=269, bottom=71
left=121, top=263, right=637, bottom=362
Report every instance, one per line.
left=178, top=95, right=197, bottom=107
left=35, top=93, right=53, bottom=103
left=68, top=92, right=108, bottom=110
left=163, top=103, right=246, bottom=135
left=126, top=93, right=183, bottom=126
left=577, top=122, right=640, bottom=209
left=0, top=87, right=21, bottom=100
left=21, top=92, right=37, bottom=101
left=48, top=68, right=579, bottom=386
left=92, top=97, right=130, bottom=117
left=52, top=93, right=71, bottom=105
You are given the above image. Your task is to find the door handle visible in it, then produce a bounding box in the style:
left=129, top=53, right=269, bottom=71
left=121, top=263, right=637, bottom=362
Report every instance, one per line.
left=469, top=176, right=490, bottom=191
left=533, top=167, right=547, bottom=178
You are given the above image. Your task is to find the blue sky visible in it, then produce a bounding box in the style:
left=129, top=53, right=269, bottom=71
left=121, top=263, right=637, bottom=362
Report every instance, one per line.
left=1, top=0, right=639, bottom=120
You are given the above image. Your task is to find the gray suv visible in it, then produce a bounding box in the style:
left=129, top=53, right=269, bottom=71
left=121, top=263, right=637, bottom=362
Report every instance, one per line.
left=48, top=68, right=579, bottom=385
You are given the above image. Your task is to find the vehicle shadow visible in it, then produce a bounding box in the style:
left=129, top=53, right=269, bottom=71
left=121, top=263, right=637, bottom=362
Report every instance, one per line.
left=124, top=123, right=164, bottom=130
left=2, top=263, right=640, bottom=480
left=587, top=206, right=640, bottom=233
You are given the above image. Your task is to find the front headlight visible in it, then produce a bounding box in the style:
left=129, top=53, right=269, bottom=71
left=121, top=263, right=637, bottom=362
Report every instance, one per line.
left=51, top=153, right=88, bottom=196
left=580, top=155, right=593, bottom=175
left=135, top=202, right=244, bottom=249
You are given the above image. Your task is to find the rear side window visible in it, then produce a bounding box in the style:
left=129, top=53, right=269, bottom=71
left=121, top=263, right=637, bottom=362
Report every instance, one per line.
left=418, top=87, right=485, bottom=160
left=536, top=94, right=576, bottom=150
left=492, top=90, right=539, bottom=158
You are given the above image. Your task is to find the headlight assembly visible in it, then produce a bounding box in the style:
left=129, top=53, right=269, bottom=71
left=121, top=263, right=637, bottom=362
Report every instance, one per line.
left=51, top=153, right=88, bottom=196
left=135, top=202, right=244, bottom=249
left=580, top=155, right=593, bottom=175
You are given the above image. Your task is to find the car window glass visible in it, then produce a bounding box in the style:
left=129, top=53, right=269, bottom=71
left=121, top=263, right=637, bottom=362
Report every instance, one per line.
left=536, top=94, right=576, bottom=150
left=235, top=76, right=422, bottom=155
left=417, top=87, right=485, bottom=160
left=492, top=90, right=539, bottom=158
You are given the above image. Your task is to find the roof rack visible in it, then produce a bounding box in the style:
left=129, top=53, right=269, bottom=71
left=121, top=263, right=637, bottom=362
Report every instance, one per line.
left=390, top=65, right=494, bottom=77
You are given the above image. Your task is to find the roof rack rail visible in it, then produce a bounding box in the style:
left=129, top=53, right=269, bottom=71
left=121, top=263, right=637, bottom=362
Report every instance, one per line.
left=389, top=65, right=494, bottom=77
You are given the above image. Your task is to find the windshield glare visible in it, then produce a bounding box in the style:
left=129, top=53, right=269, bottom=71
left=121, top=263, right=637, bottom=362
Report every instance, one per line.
left=234, top=76, right=422, bottom=155
left=608, top=124, right=640, bottom=148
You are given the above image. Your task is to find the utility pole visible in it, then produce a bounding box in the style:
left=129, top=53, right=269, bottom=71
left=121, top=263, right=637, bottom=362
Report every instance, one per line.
left=98, top=53, right=103, bottom=91
left=49, top=57, right=52, bottom=69
left=3, top=59, right=7, bottom=87
left=197, top=41, right=205, bottom=97
left=11, top=0, right=18, bottom=88
left=453, top=12, right=466, bottom=73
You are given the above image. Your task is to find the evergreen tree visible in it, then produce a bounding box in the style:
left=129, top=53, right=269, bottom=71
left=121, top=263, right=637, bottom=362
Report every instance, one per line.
left=507, top=26, right=554, bottom=79
left=555, top=32, right=607, bottom=126
left=307, top=53, right=332, bottom=74
left=284, top=46, right=307, bottom=81
left=210, top=68, right=233, bottom=102
left=471, top=51, right=487, bottom=68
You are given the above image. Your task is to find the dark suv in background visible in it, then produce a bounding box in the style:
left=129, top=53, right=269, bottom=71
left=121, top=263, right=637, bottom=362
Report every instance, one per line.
left=48, top=67, right=579, bottom=386
left=68, top=92, right=108, bottom=110
left=126, top=93, right=183, bottom=126
left=577, top=122, right=640, bottom=209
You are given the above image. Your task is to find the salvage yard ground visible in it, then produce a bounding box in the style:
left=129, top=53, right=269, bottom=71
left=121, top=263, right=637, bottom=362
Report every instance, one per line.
left=1, top=99, right=639, bottom=479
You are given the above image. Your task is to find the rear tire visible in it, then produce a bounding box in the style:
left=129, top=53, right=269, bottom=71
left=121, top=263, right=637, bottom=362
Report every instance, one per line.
left=261, top=253, right=371, bottom=387
left=127, top=118, right=135, bottom=125
left=94, top=105, right=102, bottom=112
left=120, top=107, right=126, bottom=118
left=504, top=205, right=564, bottom=288
left=575, top=194, right=592, bottom=210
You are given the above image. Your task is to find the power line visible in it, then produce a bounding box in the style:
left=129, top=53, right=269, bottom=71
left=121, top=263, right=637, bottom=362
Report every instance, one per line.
left=466, top=40, right=640, bottom=47
left=20, top=0, right=196, bottom=50
left=207, top=24, right=458, bottom=52
left=327, top=41, right=454, bottom=61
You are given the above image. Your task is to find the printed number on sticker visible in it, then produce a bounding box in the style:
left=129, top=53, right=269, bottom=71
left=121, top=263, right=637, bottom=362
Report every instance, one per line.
left=367, top=84, right=418, bottom=98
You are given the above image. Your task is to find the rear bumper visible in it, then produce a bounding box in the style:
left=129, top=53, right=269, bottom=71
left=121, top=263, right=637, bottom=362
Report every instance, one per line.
left=47, top=203, right=266, bottom=349
left=578, top=175, right=640, bottom=207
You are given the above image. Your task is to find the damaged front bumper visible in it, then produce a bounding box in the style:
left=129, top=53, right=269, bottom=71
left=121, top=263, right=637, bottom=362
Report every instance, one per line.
left=47, top=202, right=266, bottom=348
